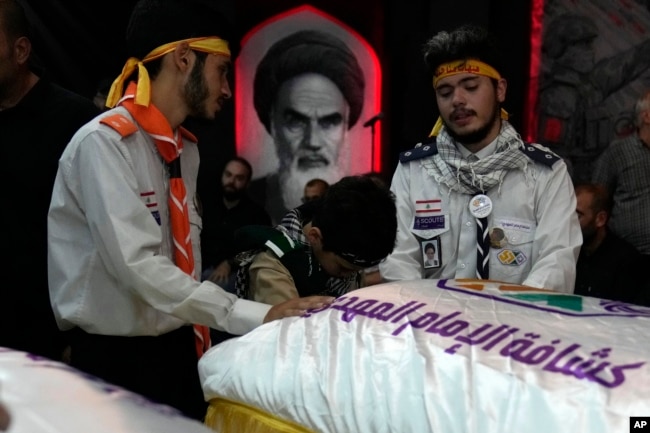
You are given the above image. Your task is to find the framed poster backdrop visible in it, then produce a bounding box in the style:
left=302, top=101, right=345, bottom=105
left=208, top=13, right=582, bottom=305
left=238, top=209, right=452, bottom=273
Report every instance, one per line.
left=526, top=0, right=650, bottom=183
left=234, top=5, right=382, bottom=217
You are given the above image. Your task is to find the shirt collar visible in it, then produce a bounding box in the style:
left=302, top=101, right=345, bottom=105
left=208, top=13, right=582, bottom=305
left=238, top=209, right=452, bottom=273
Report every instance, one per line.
left=457, top=137, right=499, bottom=160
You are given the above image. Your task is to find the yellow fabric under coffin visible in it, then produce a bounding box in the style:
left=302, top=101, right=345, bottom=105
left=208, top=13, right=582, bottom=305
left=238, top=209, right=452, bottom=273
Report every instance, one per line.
left=204, top=398, right=316, bottom=433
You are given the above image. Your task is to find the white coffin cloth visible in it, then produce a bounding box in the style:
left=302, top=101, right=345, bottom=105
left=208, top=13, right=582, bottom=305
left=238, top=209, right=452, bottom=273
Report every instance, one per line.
left=199, top=279, right=650, bottom=433
left=0, top=347, right=214, bottom=433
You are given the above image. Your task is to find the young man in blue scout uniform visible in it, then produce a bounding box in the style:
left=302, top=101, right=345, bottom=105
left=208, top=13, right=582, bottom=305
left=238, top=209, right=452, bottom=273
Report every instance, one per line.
left=379, top=24, right=581, bottom=293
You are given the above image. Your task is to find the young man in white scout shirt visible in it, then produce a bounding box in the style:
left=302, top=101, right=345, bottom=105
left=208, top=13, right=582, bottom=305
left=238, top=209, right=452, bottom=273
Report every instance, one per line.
left=380, top=24, right=581, bottom=293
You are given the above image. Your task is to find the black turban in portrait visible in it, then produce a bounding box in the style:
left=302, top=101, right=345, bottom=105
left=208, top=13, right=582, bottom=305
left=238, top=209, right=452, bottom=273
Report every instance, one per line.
left=253, top=29, right=366, bottom=131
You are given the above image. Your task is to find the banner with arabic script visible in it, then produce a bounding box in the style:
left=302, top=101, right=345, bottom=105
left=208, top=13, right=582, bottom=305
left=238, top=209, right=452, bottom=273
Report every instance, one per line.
left=199, top=279, right=650, bottom=433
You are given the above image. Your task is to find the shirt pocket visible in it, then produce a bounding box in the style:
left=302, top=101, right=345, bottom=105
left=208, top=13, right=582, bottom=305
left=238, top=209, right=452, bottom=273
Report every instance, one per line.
left=489, top=218, right=536, bottom=281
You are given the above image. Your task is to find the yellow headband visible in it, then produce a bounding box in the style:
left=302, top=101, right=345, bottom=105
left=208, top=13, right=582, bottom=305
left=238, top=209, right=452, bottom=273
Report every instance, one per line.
left=106, top=37, right=231, bottom=108
left=429, top=59, right=505, bottom=137
left=433, top=59, right=501, bottom=87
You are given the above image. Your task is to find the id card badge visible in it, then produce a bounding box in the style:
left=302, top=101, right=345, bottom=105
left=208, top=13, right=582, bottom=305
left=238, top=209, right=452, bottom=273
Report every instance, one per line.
left=421, top=238, right=441, bottom=269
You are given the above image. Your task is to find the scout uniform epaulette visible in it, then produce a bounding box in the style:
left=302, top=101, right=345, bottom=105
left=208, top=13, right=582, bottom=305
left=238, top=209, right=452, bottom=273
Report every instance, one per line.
left=99, top=113, right=138, bottom=138
left=519, top=142, right=561, bottom=168
left=399, top=136, right=438, bottom=163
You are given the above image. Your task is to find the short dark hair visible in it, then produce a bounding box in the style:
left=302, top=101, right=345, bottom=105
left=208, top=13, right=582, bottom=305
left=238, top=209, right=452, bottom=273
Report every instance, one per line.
left=361, top=171, right=390, bottom=189
left=123, top=0, right=234, bottom=82
left=424, top=242, right=436, bottom=253
left=125, top=0, right=235, bottom=60
left=0, top=0, right=31, bottom=42
left=575, top=183, right=613, bottom=215
left=226, top=156, right=254, bottom=182
left=253, top=29, right=365, bottom=132
left=422, top=24, right=502, bottom=78
left=305, top=178, right=330, bottom=190
left=312, top=175, right=397, bottom=267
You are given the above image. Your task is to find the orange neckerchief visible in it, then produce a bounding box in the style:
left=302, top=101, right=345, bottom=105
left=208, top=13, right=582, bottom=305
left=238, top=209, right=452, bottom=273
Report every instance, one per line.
left=120, top=82, right=211, bottom=357
left=118, top=82, right=196, bottom=162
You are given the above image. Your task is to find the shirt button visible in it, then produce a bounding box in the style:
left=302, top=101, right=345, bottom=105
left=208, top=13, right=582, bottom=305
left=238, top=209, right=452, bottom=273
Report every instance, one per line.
left=460, top=263, right=466, bottom=269
left=465, top=221, right=472, bottom=227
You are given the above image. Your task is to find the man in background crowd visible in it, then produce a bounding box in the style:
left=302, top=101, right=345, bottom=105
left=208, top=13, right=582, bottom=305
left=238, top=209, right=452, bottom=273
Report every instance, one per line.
left=201, top=156, right=271, bottom=292
left=592, top=89, right=650, bottom=264
left=0, top=0, right=99, bottom=360
left=302, top=178, right=329, bottom=203
left=574, top=183, right=647, bottom=305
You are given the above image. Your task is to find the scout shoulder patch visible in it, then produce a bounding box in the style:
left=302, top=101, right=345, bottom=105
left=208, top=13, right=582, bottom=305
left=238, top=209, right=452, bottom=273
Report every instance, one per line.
left=519, top=142, right=560, bottom=168
left=399, top=137, right=438, bottom=163
left=99, top=113, right=138, bottom=138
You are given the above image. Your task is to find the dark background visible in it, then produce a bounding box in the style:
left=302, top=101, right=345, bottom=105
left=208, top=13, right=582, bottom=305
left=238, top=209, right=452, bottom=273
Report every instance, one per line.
left=19, top=0, right=532, bottom=207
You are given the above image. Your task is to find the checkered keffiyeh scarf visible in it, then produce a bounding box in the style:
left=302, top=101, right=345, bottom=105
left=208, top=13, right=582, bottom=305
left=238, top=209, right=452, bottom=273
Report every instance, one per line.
left=422, top=121, right=531, bottom=194
left=277, top=208, right=309, bottom=246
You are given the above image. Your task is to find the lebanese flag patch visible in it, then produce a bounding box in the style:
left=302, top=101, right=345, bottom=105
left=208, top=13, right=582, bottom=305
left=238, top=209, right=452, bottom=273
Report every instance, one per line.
left=415, top=199, right=441, bottom=214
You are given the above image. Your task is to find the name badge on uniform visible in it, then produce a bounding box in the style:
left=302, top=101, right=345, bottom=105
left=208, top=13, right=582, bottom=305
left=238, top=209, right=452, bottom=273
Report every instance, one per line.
left=413, top=199, right=445, bottom=230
